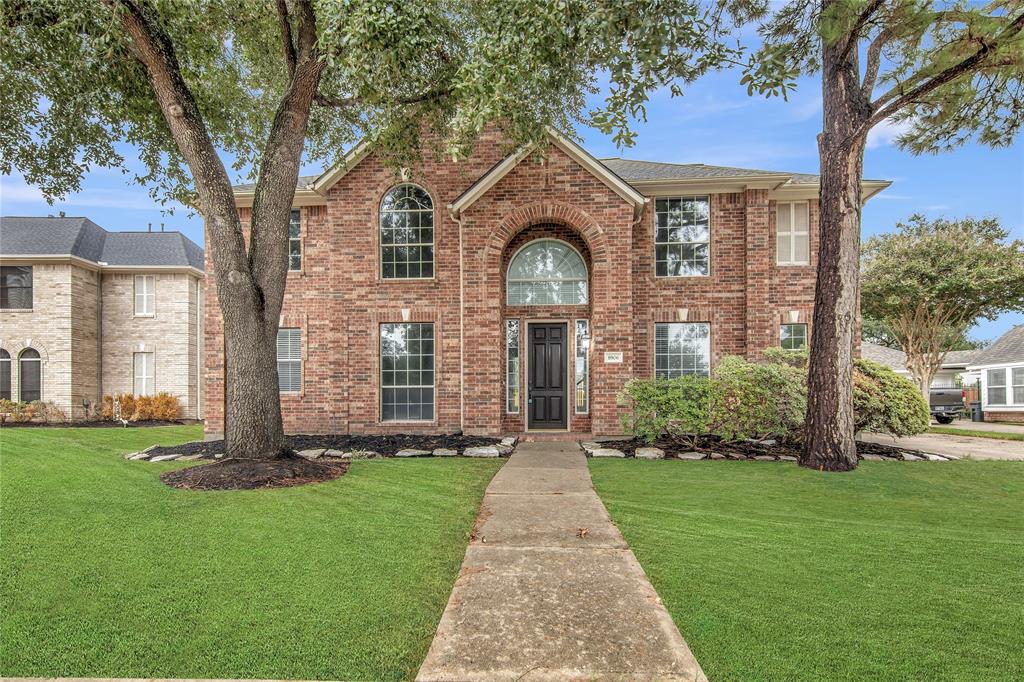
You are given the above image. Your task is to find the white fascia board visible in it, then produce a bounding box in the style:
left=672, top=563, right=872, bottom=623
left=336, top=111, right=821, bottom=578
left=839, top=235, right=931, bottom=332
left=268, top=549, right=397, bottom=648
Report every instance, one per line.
left=1, top=254, right=203, bottom=277
left=968, top=361, right=1024, bottom=370
left=234, top=190, right=326, bottom=209
left=310, top=140, right=372, bottom=194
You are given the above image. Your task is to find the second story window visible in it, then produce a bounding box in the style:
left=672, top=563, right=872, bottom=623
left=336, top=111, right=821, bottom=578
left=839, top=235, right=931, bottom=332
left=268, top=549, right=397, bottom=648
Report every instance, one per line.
left=0, top=265, right=33, bottom=309
left=655, top=196, right=710, bottom=277
left=381, top=184, right=434, bottom=279
left=134, top=275, right=155, bottom=316
left=777, top=201, right=810, bottom=265
left=289, top=209, right=302, bottom=271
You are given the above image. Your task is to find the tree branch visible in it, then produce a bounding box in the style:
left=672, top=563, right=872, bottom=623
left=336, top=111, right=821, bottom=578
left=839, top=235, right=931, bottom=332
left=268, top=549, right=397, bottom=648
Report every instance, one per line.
left=838, top=0, right=886, bottom=63
left=274, top=0, right=296, bottom=80
left=314, top=86, right=454, bottom=110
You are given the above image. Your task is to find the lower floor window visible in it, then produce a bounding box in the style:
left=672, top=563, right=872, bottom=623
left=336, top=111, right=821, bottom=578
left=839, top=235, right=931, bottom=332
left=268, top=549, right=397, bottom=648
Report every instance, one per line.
left=780, top=323, right=808, bottom=350
left=655, top=322, right=710, bottom=378
left=1014, top=368, right=1024, bottom=404
left=0, top=349, right=10, bottom=400
left=18, top=348, right=41, bottom=402
left=987, top=369, right=1006, bottom=405
left=506, top=320, right=520, bottom=413
left=133, top=352, right=154, bottom=396
left=575, top=320, right=589, bottom=413
left=277, top=328, right=302, bottom=393
left=381, top=322, right=434, bottom=421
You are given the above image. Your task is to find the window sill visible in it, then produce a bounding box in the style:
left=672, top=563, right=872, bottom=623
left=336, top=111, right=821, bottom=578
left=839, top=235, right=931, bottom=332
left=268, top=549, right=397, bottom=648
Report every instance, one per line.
left=0, top=307, right=33, bottom=312
left=776, top=262, right=811, bottom=268
left=654, top=274, right=710, bottom=279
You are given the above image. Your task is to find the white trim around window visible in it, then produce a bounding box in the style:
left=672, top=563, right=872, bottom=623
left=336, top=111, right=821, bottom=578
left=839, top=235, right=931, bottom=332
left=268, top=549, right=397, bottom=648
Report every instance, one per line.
left=776, top=201, right=809, bottom=265
left=133, top=352, right=154, bottom=396
left=277, top=328, right=302, bottom=394
left=134, top=275, right=155, bottom=316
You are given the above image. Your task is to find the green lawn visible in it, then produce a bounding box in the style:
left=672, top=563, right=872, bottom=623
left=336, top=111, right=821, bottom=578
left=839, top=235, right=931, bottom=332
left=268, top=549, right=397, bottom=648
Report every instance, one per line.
left=590, top=459, right=1024, bottom=681
left=929, top=426, right=1024, bottom=441
left=1, top=426, right=501, bottom=681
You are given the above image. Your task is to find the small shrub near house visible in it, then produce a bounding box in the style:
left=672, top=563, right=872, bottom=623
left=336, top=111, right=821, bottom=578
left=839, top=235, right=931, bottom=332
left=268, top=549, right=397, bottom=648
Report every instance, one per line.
left=0, top=400, right=67, bottom=424
left=100, top=392, right=181, bottom=422
left=620, top=348, right=929, bottom=445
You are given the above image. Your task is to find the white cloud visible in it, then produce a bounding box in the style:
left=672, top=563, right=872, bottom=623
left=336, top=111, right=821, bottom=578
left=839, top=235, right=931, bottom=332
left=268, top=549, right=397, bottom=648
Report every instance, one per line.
left=866, top=118, right=914, bottom=149
left=0, top=176, right=181, bottom=212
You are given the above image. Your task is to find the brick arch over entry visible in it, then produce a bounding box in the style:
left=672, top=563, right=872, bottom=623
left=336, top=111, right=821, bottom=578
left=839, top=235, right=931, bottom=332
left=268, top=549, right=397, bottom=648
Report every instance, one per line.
left=484, top=202, right=610, bottom=269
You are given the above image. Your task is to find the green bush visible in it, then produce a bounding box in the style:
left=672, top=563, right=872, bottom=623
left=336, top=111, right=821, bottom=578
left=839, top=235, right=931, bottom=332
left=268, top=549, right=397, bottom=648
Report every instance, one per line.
left=618, top=348, right=929, bottom=445
left=619, top=375, right=714, bottom=447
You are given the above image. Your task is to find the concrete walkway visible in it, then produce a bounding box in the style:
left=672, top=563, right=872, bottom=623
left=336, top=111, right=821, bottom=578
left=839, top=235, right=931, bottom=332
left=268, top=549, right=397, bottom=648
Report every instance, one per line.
left=930, top=420, right=1024, bottom=435
left=417, top=442, right=706, bottom=682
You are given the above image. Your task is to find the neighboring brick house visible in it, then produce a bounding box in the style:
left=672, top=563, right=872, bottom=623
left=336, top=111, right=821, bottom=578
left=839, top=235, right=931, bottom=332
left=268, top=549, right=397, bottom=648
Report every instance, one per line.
left=968, top=325, right=1024, bottom=423
left=0, top=217, right=204, bottom=420
left=204, top=130, right=889, bottom=438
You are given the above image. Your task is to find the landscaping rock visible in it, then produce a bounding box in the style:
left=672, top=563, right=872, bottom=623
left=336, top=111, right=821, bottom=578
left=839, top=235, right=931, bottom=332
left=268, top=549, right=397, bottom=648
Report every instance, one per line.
left=178, top=454, right=204, bottom=461
left=940, top=452, right=961, bottom=460
left=923, top=453, right=948, bottom=461
left=323, top=449, right=348, bottom=458
left=779, top=455, right=798, bottom=462
left=579, top=441, right=601, bottom=452
left=212, top=453, right=224, bottom=459
left=347, top=450, right=380, bottom=460
left=901, top=453, right=924, bottom=461
left=297, top=448, right=326, bottom=460
left=754, top=455, right=776, bottom=461
left=591, top=448, right=625, bottom=458
left=861, top=453, right=886, bottom=461
left=496, top=444, right=515, bottom=455
left=142, top=444, right=161, bottom=453
left=433, top=448, right=457, bottom=457
left=635, top=447, right=665, bottom=460
left=676, top=451, right=704, bottom=460
left=464, top=445, right=500, bottom=457
left=149, top=454, right=180, bottom=462
left=709, top=452, right=727, bottom=460
left=395, top=448, right=431, bottom=457
left=127, top=452, right=150, bottom=460
left=500, top=436, right=517, bottom=447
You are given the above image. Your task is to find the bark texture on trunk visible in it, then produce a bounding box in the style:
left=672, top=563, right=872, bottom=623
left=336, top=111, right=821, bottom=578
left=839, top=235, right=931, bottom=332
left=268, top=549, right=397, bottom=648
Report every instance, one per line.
left=112, top=0, right=324, bottom=459
left=802, top=10, right=871, bottom=471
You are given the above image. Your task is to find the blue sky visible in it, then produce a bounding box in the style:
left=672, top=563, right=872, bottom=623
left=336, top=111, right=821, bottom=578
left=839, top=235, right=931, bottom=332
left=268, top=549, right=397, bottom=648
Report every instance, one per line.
left=1, top=71, right=1021, bottom=342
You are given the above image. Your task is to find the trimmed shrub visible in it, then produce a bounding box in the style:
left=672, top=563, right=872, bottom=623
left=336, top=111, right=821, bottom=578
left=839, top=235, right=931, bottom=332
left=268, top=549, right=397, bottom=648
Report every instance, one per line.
left=131, top=395, right=155, bottom=421
left=853, top=358, right=931, bottom=437
left=150, top=392, right=180, bottom=421
left=0, top=400, right=36, bottom=423
left=116, top=394, right=136, bottom=421
left=619, top=375, right=714, bottom=447
left=31, top=401, right=68, bottom=424
left=100, top=395, right=114, bottom=420
left=708, top=356, right=807, bottom=443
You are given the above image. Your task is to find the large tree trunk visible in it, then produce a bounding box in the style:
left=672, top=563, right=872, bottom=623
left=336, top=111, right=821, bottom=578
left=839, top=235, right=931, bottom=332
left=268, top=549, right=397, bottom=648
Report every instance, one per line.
left=802, top=15, right=872, bottom=472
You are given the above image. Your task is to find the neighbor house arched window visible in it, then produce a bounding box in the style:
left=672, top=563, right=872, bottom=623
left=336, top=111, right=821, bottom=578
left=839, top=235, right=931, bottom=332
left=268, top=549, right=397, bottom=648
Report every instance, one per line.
left=18, top=348, right=41, bottom=403
left=380, top=184, right=434, bottom=279
left=507, top=239, right=588, bottom=305
left=0, top=349, right=10, bottom=400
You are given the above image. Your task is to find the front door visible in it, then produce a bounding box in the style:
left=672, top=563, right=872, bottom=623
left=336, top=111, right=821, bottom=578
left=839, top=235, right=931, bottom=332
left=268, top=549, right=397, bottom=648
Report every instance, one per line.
left=528, top=323, right=567, bottom=429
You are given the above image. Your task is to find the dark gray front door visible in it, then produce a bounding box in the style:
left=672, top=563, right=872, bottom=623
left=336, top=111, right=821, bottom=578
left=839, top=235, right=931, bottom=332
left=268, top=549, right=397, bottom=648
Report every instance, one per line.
left=529, top=323, right=567, bottom=429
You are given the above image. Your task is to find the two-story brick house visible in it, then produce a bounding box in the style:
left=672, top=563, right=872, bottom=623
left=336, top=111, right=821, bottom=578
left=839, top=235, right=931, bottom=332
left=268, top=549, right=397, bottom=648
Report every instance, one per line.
left=204, top=130, right=888, bottom=438
left=0, top=217, right=205, bottom=420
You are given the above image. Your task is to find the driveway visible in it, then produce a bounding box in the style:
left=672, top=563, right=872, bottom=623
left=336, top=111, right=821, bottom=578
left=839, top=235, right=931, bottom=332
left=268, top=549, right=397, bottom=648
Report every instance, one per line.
left=860, top=432, right=1024, bottom=461
left=931, top=420, right=1024, bottom=435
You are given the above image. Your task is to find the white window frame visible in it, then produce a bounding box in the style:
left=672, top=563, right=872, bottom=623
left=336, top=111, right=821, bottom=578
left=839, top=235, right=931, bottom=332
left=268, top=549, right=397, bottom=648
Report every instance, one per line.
left=506, top=319, right=521, bottom=414
left=780, top=323, right=808, bottom=350
left=654, top=322, right=711, bottom=379
left=506, top=238, right=589, bottom=305
left=1013, top=367, right=1024, bottom=405
left=277, top=328, right=302, bottom=394
left=133, top=352, right=154, bottom=396
left=289, top=209, right=302, bottom=272
left=575, top=319, right=590, bottom=414
left=986, top=368, right=1007, bottom=406
left=654, top=196, right=711, bottom=277
left=380, top=322, right=435, bottom=422
left=380, top=184, right=435, bottom=280
left=134, top=275, right=155, bottom=316
left=776, top=201, right=810, bottom=266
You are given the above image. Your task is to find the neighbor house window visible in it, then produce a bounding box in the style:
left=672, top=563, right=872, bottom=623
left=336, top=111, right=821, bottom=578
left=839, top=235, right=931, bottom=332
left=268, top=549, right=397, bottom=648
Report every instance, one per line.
left=381, top=323, right=434, bottom=421
left=1013, top=368, right=1024, bottom=404
left=133, top=352, right=154, bottom=396
left=987, top=369, right=1006, bottom=405
left=380, top=184, right=434, bottom=279
left=0, top=349, right=10, bottom=400
left=506, top=320, right=521, bottom=413
left=134, top=275, right=155, bottom=316
left=655, top=196, right=710, bottom=276
left=777, top=201, right=810, bottom=265
left=780, top=323, right=808, bottom=350
left=507, top=239, right=588, bottom=305
left=277, top=328, right=302, bottom=393
left=1, top=265, right=33, bottom=309
left=18, top=348, right=41, bottom=403
left=289, top=209, right=302, bottom=271
left=655, top=323, right=710, bottom=378
left=575, top=320, right=590, bottom=414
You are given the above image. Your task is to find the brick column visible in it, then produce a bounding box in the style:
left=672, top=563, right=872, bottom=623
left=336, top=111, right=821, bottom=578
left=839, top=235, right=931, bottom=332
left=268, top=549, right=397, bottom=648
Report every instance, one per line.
left=744, top=189, right=773, bottom=358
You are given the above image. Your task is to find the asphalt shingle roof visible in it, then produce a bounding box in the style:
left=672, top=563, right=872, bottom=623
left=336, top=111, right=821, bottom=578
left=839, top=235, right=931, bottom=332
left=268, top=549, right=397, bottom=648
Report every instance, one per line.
left=598, top=158, right=794, bottom=182
left=0, top=216, right=204, bottom=270
left=972, top=325, right=1024, bottom=366
left=861, top=342, right=909, bottom=371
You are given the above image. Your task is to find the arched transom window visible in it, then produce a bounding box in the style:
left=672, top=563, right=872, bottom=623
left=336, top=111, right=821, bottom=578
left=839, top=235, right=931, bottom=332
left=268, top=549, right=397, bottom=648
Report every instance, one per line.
left=380, top=184, right=434, bottom=279
left=507, top=239, right=588, bottom=305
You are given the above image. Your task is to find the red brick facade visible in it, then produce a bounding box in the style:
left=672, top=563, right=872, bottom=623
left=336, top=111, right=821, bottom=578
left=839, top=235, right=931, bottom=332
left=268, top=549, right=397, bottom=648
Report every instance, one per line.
left=204, top=132, right=826, bottom=438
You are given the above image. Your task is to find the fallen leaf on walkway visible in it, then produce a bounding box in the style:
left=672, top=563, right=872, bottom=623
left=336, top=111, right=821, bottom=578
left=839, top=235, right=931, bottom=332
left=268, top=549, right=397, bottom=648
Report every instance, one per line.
left=577, top=527, right=589, bottom=538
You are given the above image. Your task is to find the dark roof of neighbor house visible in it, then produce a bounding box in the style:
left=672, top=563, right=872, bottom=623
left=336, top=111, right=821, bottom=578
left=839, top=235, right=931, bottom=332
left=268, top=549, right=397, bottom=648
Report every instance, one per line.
left=0, top=216, right=204, bottom=270
left=971, top=325, right=1024, bottom=366
left=860, top=341, right=982, bottom=371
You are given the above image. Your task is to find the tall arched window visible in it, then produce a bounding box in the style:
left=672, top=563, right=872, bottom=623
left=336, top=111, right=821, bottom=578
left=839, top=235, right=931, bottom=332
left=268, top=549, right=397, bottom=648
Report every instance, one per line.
left=19, top=348, right=41, bottom=403
left=380, top=184, right=434, bottom=279
left=0, top=349, right=10, bottom=400
left=507, top=239, right=588, bottom=305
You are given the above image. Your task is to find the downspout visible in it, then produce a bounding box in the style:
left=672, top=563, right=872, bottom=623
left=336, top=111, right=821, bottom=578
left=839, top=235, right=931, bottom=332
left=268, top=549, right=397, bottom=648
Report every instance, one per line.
left=450, top=206, right=466, bottom=433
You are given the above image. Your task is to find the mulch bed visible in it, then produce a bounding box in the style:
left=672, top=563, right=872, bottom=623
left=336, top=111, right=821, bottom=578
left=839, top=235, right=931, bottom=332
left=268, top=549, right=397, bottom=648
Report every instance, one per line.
left=607, top=436, right=929, bottom=461
left=145, top=433, right=502, bottom=459
left=1, top=419, right=186, bottom=429
left=161, top=454, right=349, bottom=491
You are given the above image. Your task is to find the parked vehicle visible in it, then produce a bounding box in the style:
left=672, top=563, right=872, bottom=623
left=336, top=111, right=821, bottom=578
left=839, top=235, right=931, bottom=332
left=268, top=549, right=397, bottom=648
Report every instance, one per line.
left=930, top=387, right=965, bottom=424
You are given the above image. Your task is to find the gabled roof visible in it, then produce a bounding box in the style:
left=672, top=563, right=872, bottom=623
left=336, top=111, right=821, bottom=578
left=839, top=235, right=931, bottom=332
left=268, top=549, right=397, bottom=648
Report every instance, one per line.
left=969, top=325, right=1024, bottom=367
left=0, top=216, right=204, bottom=271
left=599, top=158, right=795, bottom=182
left=861, top=341, right=982, bottom=372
